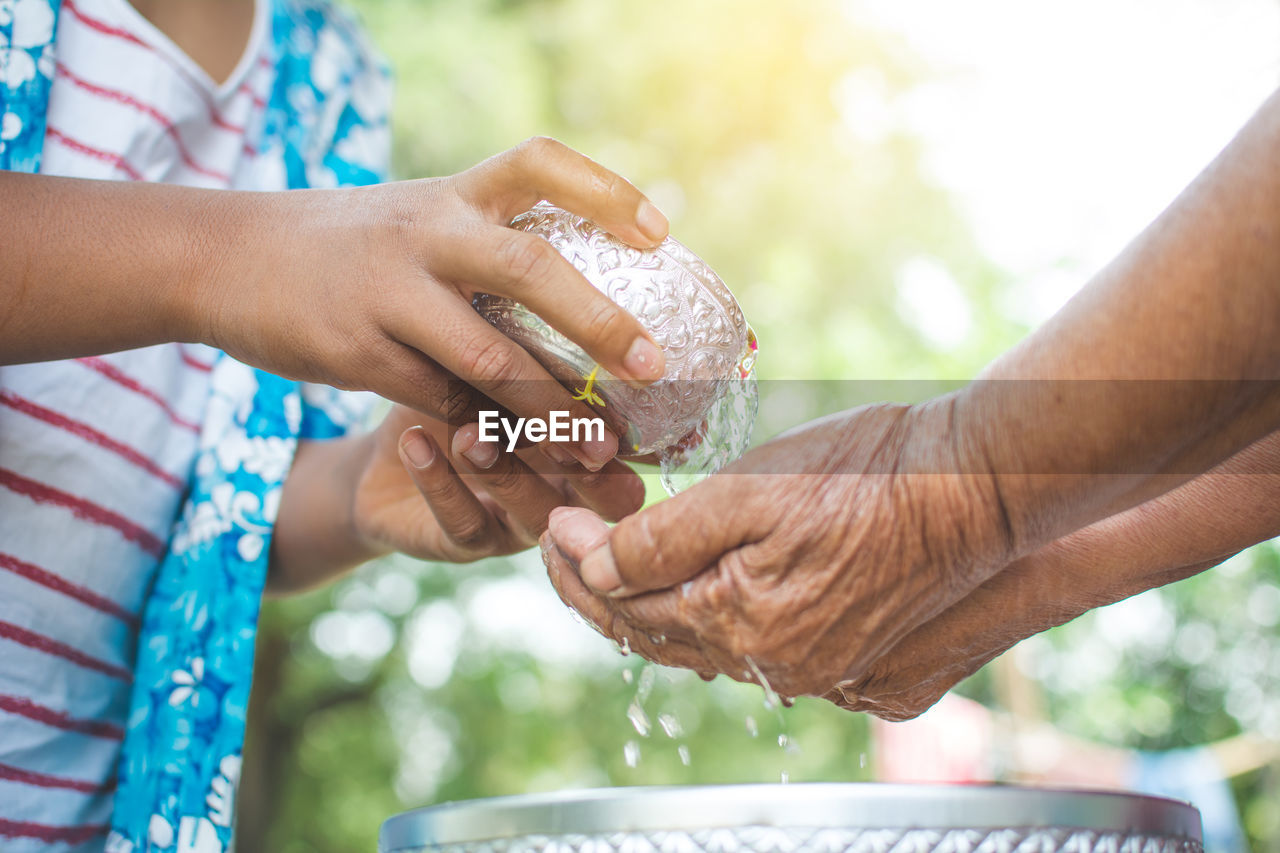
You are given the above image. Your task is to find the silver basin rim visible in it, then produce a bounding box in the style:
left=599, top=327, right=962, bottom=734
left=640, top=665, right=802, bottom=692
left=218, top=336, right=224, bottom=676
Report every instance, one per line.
left=379, top=783, right=1203, bottom=851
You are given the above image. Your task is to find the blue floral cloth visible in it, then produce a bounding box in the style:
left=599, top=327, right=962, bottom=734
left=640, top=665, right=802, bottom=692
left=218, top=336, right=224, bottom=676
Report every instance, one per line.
left=2, top=1, right=389, bottom=850
left=0, top=0, right=59, bottom=172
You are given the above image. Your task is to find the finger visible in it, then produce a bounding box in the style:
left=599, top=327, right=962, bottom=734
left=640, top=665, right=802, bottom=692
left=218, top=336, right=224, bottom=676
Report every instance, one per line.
left=459, top=136, right=669, bottom=248
left=606, top=580, right=752, bottom=679
left=434, top=223, right=665, bottom=385
left=543, top=531, right=614, bottom=632
left=541, top=534, right=716, bottom=673
left=628, top=627, right=721, bottom=674
left=353, top=340, right=490, bottom=426
left=450, top=422, right=500, bottom=470
left=449, top=429, right=568, bottom=540
left=831, top=687, right=942, bottom=722
left=547, top=475, right=758, bottom=597
left=609, top=587, right=699, bottom=644
left=388, top=298, right=619, bottom=470
left=531, top=455, right=646, bottom=523
left=398, top=426, right=498, bottom=557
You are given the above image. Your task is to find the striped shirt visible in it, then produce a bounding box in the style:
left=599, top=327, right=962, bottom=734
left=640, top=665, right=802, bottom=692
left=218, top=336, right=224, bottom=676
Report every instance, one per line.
left=0, top=0, right=384, bottom=847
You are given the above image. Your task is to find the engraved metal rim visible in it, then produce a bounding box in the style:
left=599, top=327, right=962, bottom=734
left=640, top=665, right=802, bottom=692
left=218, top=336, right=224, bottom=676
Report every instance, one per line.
left=379, top=784, right=1203, bottom=851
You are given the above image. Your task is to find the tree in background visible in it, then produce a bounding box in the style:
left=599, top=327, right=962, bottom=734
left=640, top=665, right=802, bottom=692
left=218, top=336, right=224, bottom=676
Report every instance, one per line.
left=236, top=2, right=1280, bottom=851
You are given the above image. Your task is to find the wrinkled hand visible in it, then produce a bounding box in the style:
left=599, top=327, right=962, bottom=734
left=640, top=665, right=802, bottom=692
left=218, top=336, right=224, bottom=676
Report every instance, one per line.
left=208, top=137, right=669, bottom=469
left=541, top=400, right=1013, bottom=700
left=355, top=407, right=645, bottom=564
left=827, top=430, right=1280, bottom=720
left=544, top=414, right=1280, bottom=719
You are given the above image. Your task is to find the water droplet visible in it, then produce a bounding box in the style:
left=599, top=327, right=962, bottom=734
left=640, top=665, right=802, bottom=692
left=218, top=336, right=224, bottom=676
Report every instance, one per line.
left=627, top=700, right=651, bottom=737
left=859, top=753, right=867, bottom=769
left=622, top=669, right=634, bottom=685
left=780, top=771, right=789, bottom=784
left=649, top=634, right=666, bottom=646
left=778, top=734, right=788, bottom=748
left=744, top=656, right=781, bottom=711
left=624, top=740, right=640, bottom=767
left=568, top=607, right=602, bottom=634
left=618, top=637, right=631, bottom=656
left=745, top=715, right=758, bottom=737
left=678, top=744, right=691, bottom=766
left=635, top=663, right=656, bottom=704
left=658, top=712, right=683, bottom=739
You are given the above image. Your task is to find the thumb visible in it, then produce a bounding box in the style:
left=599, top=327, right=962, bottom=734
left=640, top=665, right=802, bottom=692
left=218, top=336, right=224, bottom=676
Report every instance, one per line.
left=547, top=476, right=755, bottom=597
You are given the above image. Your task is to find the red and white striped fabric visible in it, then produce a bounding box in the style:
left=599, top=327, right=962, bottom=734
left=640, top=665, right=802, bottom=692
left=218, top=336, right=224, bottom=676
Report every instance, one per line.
left=1, top=0, right=280, bottom=847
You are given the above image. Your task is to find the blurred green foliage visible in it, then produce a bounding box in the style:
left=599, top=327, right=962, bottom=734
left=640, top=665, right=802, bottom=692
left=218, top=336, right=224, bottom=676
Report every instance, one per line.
left=237, top=1, right=1280, bottom=851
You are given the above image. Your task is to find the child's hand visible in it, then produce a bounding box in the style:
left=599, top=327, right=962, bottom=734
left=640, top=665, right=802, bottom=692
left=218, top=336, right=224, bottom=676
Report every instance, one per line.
left=2, top=138, right=663, bottom=470
left=205, top=138, right=669, bottom=470
left=269, top=406, right=646, bottom=591
left=357, top=408, right=645, bottom=564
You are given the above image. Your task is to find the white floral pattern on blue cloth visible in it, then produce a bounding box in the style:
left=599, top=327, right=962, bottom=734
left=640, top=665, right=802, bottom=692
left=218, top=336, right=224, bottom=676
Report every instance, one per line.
left=2, top=1, right=389, bottom=850
left=0, top=0, right=59, bottom=172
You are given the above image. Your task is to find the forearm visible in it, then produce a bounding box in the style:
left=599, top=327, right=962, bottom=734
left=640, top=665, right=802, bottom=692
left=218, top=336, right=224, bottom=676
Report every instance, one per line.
left=843, top=432, right=1280, bottom=719
left=983, top=431, right=1280, bottom=633
left=0, top=172, right=264, bottom=363
left=959, top=87, right=1280, bottom=554
left=268, top=434, right=388, bottom=594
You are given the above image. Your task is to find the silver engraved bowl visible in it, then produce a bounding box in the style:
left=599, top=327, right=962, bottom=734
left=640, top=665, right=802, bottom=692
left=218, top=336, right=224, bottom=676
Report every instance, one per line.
left=379, top=784, right=1204, bottom=853
left=474, top=203, right=757, bottom=457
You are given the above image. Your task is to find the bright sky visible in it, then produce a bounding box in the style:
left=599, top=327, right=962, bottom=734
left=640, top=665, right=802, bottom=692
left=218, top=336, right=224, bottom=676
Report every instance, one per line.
left=852, top=0, right=1280, bottom=329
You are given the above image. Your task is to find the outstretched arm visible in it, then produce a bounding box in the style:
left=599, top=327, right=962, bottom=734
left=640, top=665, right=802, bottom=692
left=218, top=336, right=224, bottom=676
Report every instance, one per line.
left=832, top=429, right=1280, bottom=720
left=2, top=139, right=670, bottom=468
left=542, top=87, right=1280, bottom=704
left=962, top=86, right=1280, bottom=552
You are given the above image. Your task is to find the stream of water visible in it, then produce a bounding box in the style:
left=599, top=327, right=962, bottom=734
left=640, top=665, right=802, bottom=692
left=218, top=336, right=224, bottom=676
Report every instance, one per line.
left=617, top=658, right=800, bottom=783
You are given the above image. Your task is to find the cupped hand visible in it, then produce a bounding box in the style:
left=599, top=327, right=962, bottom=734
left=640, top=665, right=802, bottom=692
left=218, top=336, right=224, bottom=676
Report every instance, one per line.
left=354, top=407, right=646, bottom=565
left=205, top=137, right=668, bottom=470
left=541, top=399, right=1014, bottom=699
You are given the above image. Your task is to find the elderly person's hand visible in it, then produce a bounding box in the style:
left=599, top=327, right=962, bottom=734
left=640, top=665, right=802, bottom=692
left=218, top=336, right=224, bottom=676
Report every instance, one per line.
left=541, top=399, right=1014, bottom=700
left=543, top=86, right=1280, bottom=710
left=543, top=418, right=1280, bottom=716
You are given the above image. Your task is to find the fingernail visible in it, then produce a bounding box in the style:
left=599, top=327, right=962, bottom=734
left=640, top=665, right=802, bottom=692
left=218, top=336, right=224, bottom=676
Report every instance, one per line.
left=548, top=506, right=612, bottom=556
left=581, top=545, right=623, bottom=594
left=548, top=505, right=575, bottom=526
left=400, top=427, right=436, bottom=469
left=453, top=428, right=499, bottom=470
left=636, top=199, right=669, bottom=243
left=578, top=429, right=618, bottom=470
left=538, top=532, right=557, bottom=566
left=463, top=441, right=499, bottom=469
left=541, top=442, right=575, bottom=467
left=622, top=337, right=664, bottom=383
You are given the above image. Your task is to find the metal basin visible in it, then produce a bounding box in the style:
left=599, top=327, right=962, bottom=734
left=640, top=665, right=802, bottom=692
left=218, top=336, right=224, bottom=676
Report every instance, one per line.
left=379, top=784, right=1203, bottom=853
